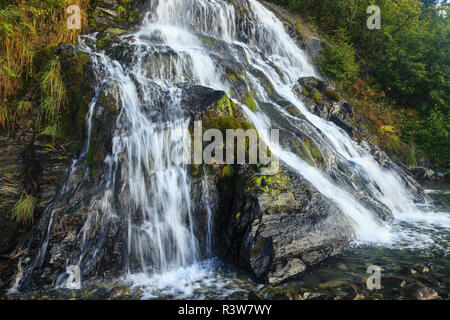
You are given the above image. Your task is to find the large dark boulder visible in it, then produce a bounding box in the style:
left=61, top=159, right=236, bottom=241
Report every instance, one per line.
left=213, top=166, right=353, bottom=285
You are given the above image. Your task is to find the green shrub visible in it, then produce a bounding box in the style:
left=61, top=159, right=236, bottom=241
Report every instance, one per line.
left=317, top=40, right=359, bottom=88
left=39, top=58, right=66, bottom=128
left=403, top=108, right=450, bottom=166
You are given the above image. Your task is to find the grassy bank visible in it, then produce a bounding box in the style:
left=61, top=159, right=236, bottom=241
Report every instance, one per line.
left=0, top=0, right=89, bottom=137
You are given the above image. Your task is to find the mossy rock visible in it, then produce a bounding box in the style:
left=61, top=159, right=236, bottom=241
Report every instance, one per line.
left=96, top=28, right=126, bottom=50
left=285, top=106, right=302, bottom=118
left=221, top=165, right=236, bottom=179
left=249, top=171, right=292, bottom=195
left=203, top=115, right=254, bottom=133
left=88, top=0, right=143, bottom=31
left=225, top=69, right=245, bottom=82
left=200, top=35, right=214, bottom=47
left=310, top=90, right=322, bottom=103
left=245, top=90, right=258, bottom=112
left=213, top=94, right=237, bottom=116
left=301, top=87, right=310, bottom=97
left=258, top=191, right=301, bottom=214
left=324, top=87, right=341, bottom=102
left=293, top=137, right=324, bottom=167
left=106, top=27, right=127, bottom=36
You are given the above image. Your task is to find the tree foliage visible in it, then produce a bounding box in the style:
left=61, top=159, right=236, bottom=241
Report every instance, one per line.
left=269, top=0, right=449, bottom=166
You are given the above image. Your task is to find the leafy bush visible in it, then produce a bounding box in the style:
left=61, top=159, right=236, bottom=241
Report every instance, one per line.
left=317, top=40, right=359, bottom=88
left=402, top=108, right=450, bottom=166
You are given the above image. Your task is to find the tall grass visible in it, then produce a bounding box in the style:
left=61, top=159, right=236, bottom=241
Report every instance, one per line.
left=40, top=57, right=67, bottom=136
left=11, top=193, right=37, bottom=225
left=0, top=0, right=89, bottom=130
left=405, top=140, right=417, bottom=169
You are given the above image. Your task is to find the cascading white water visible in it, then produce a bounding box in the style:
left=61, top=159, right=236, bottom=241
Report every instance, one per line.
left=13, top=0, right=449, bottom=298
left=239, top=0, right=450, bottom=247
left=124, top=0, right=449, bottom=248
left=84, top=0, right=447, bottom=291
left=92, top=52, right=200, bottom=273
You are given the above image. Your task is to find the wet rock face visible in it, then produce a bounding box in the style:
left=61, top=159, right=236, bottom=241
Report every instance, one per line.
left=214, top=167, right=353, bottom=285
left=0, top=137, right=26, bottom=255
left=87, top=0, right=148, bottom=33
left=292, top=76, right=426, bottom=202
left=15, top=77, right=246, bottom=289
left=0, top=44, right=91, bottom=290
left=171, top=83, right=354, bottom=285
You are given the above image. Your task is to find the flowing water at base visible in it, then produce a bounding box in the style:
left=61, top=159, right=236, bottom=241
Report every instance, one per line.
left=5, top=182, right=449, bottom=300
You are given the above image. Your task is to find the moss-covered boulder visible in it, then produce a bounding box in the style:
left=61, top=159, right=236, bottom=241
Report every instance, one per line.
left=293, top=76, right=355, bottom=137
left=87, top=0, right=146, bottom=33
left=96, top=27, right=127, bottom=51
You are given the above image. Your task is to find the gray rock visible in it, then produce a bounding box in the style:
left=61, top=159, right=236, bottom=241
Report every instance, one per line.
left=216, top=169, right=353, bottom=284
left=268, top=258, right=306, bottom=285
left=407, top=283, right=439, bottom=300
left=303, top=292, right=326, bottom=300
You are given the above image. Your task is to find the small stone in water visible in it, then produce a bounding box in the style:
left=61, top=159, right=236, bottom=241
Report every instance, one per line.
left=303, top=292, right=324, bottom=300
left=407, top=283, right=439, bottom=300
left=110, top=286, right=130, bottom=299
left=413, top=264, right=430, bottom=273
left=400, top=267, right=418, bottom=275
left=353, top=294, right=365, bottom=300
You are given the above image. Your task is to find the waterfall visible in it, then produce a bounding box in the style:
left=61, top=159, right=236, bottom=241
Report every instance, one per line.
left=130, top=0, right=449, bottom=246
left=14, top=0, right=449, bottom=296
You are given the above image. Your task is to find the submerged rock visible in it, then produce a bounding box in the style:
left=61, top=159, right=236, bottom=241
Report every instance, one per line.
left=409, top=166, right=448, bottom=182
left=303, top=292, right=326, bottom=300
left=407, top=282, right=439, bottom=300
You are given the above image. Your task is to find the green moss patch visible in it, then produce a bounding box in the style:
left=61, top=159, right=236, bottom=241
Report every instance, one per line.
left=310, top=90, right=322, bottom=103
left=325, top=88, right=341, bottom=101
left=245, top=90, right=258, bottom=112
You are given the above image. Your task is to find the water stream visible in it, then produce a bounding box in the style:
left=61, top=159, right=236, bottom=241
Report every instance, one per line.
left=6, top=0, right=449, bottom=299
